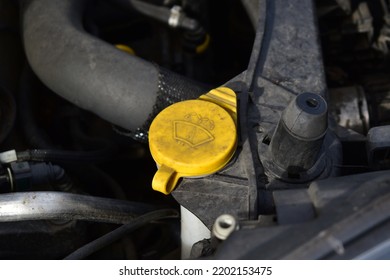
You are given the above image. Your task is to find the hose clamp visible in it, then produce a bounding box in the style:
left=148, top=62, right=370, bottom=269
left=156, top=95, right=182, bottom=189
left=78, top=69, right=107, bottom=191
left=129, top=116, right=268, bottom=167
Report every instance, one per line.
left=168, top=5, right=182, bottom=28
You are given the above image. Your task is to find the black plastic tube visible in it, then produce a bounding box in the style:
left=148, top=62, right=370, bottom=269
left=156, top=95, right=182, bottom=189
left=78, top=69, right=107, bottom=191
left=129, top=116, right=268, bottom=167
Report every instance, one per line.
left=64, top=209, right=179, bottom=260
left=20, top=0, right=207, bottom=140
left=111, top=0, right=200, bottom=31
left=119, top=0, right=171, bottom=24
left=29, top=162, right=73, bottom=190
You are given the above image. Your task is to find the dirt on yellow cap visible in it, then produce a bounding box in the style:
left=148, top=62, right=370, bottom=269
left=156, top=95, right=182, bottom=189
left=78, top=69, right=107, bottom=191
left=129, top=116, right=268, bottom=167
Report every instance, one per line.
left=149, top=87, right=237, bottom=195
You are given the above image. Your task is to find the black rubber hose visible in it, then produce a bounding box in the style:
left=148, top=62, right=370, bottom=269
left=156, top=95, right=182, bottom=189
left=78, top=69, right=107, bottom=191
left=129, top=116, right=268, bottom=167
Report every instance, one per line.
left=20, top=0, right=208, bottom=142
left=115, top=0, right=172, bottom=25
left=111, top=0, right=200, bottom=31
left=64, top=209, right=179, bottom=260
left=29, top=162, right=73, bottom=191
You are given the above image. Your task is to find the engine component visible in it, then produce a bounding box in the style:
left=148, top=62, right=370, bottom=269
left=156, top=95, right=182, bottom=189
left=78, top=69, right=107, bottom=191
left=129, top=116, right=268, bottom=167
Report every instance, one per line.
left=0, top=0, right=389, bottom=260
left=329, top=86, right=369, bottom=135
left=273, top=189, right=315, bottom=225
left=367, top=125, right=390, bottom=169
left=268, top=92, right=328, bottom=175
left=172, top=0, right=341, bottom=234
left=214, top=170, right=390, bottom=259
left=364, top=74, right=390, bottom=127
left=111, top=0, right=201, bottom=31
left=0, top=161, right=72, bottom=192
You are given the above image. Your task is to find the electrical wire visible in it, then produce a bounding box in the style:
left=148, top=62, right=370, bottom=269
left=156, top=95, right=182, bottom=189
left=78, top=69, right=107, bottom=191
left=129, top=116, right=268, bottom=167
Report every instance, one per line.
left=64, top=209, right=179, bottom=260
left=111, top=0, right=200, bottom=31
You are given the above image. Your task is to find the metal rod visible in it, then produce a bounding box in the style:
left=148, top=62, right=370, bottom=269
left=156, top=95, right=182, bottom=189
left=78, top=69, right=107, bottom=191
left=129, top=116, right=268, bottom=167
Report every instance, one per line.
left=0, top=192, right=155, bottom=224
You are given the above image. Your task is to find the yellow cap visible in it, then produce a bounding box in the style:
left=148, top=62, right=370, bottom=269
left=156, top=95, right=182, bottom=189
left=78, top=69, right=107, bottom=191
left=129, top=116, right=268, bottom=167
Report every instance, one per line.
left=199, top=87, right=237, bottom=123
left=149, top=88, right=237, bottom=194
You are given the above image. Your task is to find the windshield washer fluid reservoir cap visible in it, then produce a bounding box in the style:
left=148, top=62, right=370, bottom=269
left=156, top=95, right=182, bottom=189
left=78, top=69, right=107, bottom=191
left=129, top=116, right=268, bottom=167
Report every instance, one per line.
left=149, top=87, right=237, bottom=194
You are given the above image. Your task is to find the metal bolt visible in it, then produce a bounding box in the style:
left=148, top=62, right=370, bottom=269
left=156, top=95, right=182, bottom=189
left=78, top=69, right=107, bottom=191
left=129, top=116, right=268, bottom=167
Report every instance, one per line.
left=212, top=214, right=238, bottom=240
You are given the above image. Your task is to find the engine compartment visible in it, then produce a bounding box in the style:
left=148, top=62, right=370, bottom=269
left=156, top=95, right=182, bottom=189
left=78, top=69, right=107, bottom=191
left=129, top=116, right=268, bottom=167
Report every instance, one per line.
left=0, top=0, right=389, bottom=259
